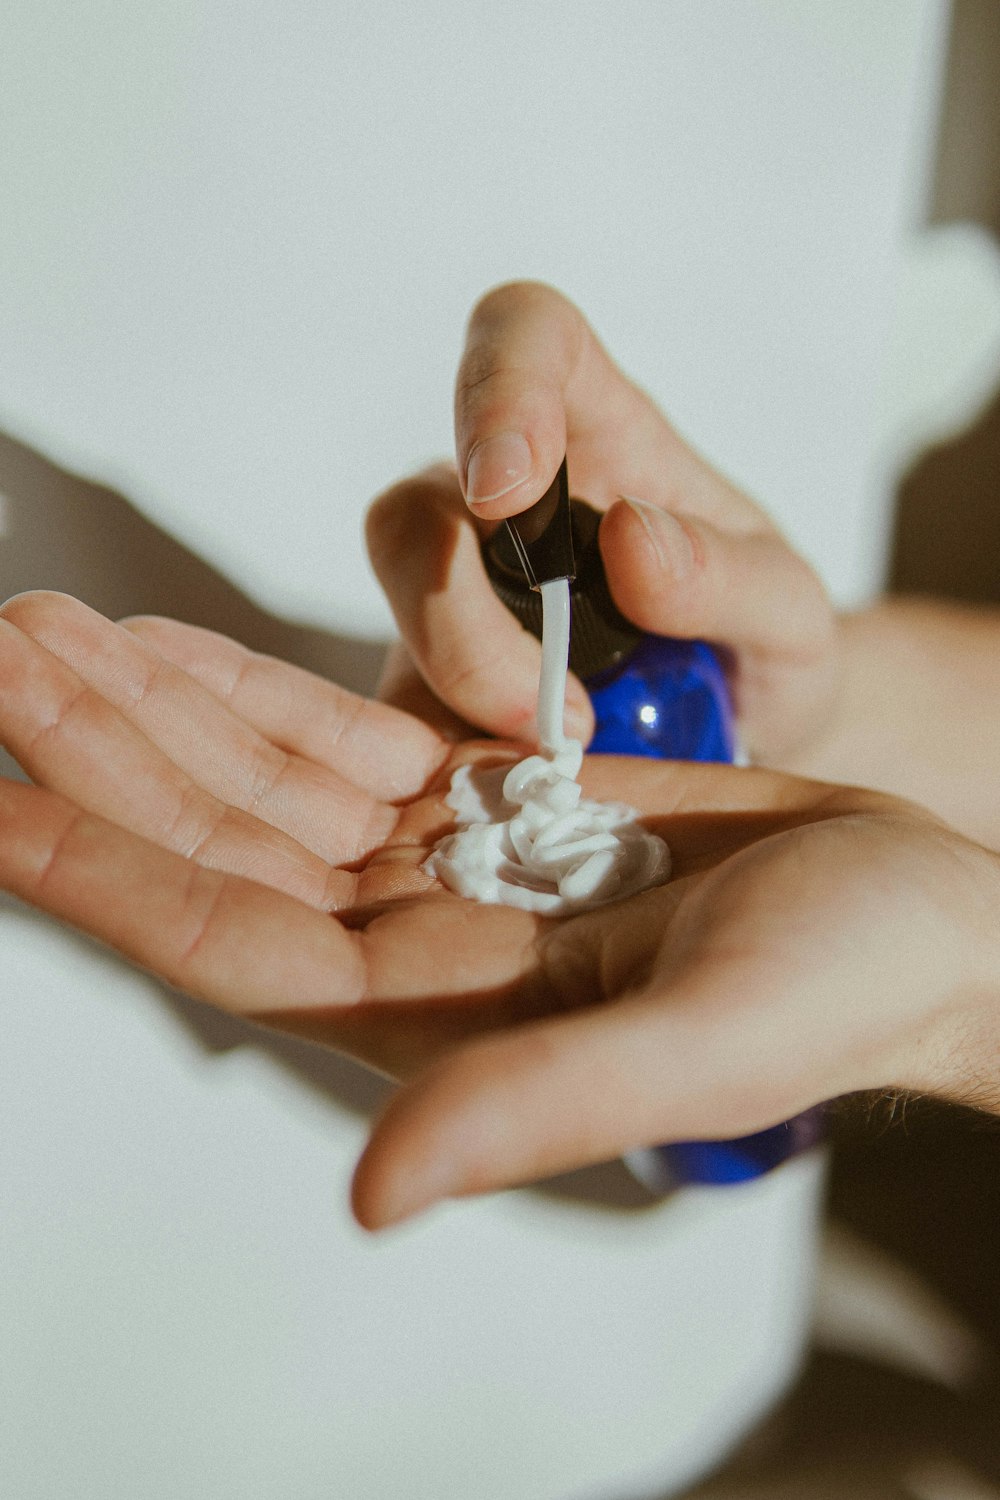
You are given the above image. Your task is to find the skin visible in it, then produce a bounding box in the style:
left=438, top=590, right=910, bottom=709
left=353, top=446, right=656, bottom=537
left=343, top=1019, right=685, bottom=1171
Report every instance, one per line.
left=367, top=281, right=1000, bottom=850
left=367, top=280, right=837, bottom=764
left=1, top=592, right=999, bottom=1233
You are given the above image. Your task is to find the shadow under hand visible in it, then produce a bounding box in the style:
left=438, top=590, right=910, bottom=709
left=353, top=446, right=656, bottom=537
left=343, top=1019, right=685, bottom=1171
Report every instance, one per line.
left=0, top=426, right=387, bottom=689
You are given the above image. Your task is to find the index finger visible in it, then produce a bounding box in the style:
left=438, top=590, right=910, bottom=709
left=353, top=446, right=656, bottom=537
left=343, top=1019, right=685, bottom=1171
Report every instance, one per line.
left=366, top=465, right=594, bottom=742
left=119, top=615, right=451, bottom=804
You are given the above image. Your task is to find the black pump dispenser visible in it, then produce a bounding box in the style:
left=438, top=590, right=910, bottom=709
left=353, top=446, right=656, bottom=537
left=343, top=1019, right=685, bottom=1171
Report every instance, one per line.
left=501, top=457, right=576, bottom=588
left=484, top=492, right=643, bottom=680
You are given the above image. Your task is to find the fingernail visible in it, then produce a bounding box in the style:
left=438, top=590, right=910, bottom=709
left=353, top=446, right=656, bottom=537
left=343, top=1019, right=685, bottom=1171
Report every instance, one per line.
left=466, top=433, right=533, bottom=506
left=619, top=495, right=694, bottom=576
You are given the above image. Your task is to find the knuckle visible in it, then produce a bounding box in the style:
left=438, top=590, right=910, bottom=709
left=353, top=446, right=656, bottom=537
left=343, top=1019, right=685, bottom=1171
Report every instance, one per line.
left=175, top=862, right=229, bottom=972
left=454, top=359, right=508, bottom=402
left=25, top=679, right=90, bottom=760
left=32, top=807, right=87, bottom=901
left=116, top=613, right=160, bottom=633
left=165, top=781, right=223, bottom=861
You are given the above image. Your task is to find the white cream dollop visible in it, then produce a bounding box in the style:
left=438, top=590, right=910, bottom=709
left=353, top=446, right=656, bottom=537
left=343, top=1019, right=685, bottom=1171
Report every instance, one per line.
left=426, top=737, right=671, bottom=914
left=425, top=578, right=672, bottom=914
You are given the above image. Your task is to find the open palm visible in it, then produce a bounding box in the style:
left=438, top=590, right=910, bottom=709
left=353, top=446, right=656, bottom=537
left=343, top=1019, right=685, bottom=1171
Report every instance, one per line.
left=1, top=593, right=992, bottom=1228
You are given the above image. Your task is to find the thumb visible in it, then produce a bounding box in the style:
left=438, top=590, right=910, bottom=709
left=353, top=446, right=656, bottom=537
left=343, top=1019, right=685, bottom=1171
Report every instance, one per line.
left=349, top=959, right=824, bottom=1232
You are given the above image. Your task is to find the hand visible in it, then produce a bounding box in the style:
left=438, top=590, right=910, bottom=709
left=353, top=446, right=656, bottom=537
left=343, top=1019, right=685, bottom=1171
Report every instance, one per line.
left=3, top=594, right=999, bottom=1233
left=367, top=282, right=837, bottom=760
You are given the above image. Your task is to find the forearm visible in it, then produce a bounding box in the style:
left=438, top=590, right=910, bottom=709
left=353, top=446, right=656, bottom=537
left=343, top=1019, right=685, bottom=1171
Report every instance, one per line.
left=779, top=596, right=1000, bottom=851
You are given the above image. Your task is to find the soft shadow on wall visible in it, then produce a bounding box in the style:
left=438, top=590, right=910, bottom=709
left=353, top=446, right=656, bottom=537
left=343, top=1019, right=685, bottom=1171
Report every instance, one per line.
left=890, top=0, right=1000, bottom=607
left=0, top=426, right=387, bottom=691
left=891, top=383, right=1000, bottom=604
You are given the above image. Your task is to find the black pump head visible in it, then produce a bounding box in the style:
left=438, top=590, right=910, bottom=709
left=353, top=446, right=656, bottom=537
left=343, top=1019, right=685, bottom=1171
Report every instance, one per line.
left=484, top=489, right=643, bottom=679
left=502, top=458, right=576, bottom=588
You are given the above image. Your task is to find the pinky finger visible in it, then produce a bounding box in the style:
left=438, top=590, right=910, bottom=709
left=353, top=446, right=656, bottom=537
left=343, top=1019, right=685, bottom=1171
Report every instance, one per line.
left=0, top=780, right=366, bottom=1015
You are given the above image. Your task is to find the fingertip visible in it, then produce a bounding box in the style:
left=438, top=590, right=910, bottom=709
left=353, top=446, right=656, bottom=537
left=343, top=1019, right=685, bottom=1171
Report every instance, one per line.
left=349, top=1151, right=448, bottom=1236
left=461, top=442, right=567, bottom=522
left=350, top=1078, right=459, bottom=1232
left=349, top=1036, right=530, bottom=1230
left=349, top=1136, right=409, bottom=1233
left=606, top=497, right=698, bottom=578
left=349, top=1150, right=426, bottom=1233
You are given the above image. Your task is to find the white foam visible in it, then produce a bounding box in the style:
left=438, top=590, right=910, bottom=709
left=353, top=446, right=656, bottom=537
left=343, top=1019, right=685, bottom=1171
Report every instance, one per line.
left=426, top=578, right=672, bottom=914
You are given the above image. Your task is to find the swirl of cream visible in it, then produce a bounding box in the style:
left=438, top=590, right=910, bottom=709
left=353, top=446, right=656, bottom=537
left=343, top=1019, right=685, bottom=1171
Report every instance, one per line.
left=425, top=740, right=671, bottom=914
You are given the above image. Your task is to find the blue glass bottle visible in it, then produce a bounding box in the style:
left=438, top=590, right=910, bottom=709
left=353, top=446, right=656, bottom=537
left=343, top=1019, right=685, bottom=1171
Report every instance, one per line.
left=585, top=634, right=735, bottom=763
left=485, top=497, right=823, bottom=1187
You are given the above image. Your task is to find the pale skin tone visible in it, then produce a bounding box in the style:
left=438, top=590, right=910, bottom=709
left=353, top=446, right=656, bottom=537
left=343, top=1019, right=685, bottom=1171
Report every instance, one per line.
left=4, top=283, right=1000, bottom=1231
left=369, top=281, right=1000, bottom=851
left=1, top=591, right=1000, bottom=1235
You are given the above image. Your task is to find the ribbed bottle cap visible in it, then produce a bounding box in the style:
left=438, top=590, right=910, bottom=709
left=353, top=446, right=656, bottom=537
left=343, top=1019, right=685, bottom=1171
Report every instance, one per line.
left=484, top=498, right=642, bottom=678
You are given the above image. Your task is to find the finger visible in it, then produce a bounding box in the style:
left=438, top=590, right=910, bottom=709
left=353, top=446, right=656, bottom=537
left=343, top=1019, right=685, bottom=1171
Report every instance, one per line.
left=350, top=953, right=819, bottom=1232
left=456, top=281, right=759, bottom=526
left=600, top=500, right=829, bottom=658
left=375, top=642, right=477, bottom=741
left=597, top=499, right=836, bottom=755
left=2, top=592, right=401, bottom=866
left=454, top=285, right=838, bottom=759
left=366, top=465, right=593, bottom=742
left=456, top=282, right=574, bottom=514
left=0, top=779, right=365, bottom=1013
left=118, top=614, right=450, bottom=802
left=577, top=753, right=811, bottom=815
left=0, top=614, right=354, bottom=908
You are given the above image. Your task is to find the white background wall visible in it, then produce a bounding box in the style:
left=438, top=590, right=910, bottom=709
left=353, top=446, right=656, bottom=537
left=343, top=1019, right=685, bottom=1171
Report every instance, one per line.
left=0, top=5, right=948, bottom=1498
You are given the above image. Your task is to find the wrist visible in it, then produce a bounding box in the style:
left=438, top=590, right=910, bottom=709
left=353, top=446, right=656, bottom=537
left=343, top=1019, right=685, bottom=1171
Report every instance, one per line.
left=773, top=597, right=1000, bottom=849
